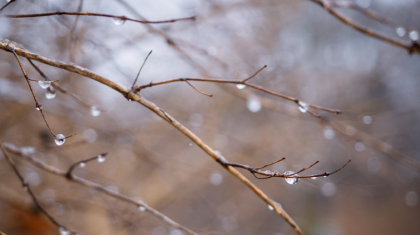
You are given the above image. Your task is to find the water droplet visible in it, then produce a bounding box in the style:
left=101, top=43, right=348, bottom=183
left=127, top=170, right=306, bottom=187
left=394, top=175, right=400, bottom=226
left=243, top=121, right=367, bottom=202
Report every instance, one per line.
left=236, top=84, right=246, bottom=89
left=409, top=30, right=419, bottom=41
left=90, top=106, right=101, bottom=117
left=268, top=205, right=274, bottom=211
left=396, top=27, right=406, bottom=37
left=83, top=129, right=97, bottom=143
left=363, top=115, right=372, bottom=124
left=405, top=191, right=419, bottom=206
left=79, top=162, right=86, bottom=168
left=97, top=155, right=106, bottom=163
left=45, top=91, right=56, bottom=99
left=169, top=229, right=183, bottom=235
left=21, top=146, right=35, bottom=155
left=355, top=142, right=365, bottom=152
left=321, top=182, right=336, bottom=197
left=283, top=171, right=298, bottom=185
left=112, top=17, right=126, bottom=25
left=59, top=227, right=70, bottom=235
left=138, top=205, right=146, bottom=212
left=323, top=126, right=335, bottom=140
left=189, top=143, right=193, bottom=146
left=128, top=99, right=132, bottom=101
left=38, top=81, right=51, bottom=89
left=36, top=107, right=41, bottom=111
left=311, top=177, right=317, bottom=179
left=210, top=172, right=223, bottom=185
left=55, top=134, right=66, bottom=146
left=298, top=101, right=308, bottom=113
left=247, top=95, right=261, bottom=113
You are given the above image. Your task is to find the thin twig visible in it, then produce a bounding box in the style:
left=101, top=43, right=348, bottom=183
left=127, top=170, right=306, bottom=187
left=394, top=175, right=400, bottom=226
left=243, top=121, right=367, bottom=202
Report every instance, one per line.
left=309, top=0, right=420, bottom=54
left=241, top=65, right=267, bottom=83
left=0, top=38, right=303, bottom=235
left=131, top=50, right=152, bottom=90
left=66, top=152, right=108, bottom=178
left=0, top=12, right=196, bottom=24
left=0, top=0, right=16, bottom=13
left=0, top=142, right=79, bottom=234
left=2, top=143, right=198, bottom=235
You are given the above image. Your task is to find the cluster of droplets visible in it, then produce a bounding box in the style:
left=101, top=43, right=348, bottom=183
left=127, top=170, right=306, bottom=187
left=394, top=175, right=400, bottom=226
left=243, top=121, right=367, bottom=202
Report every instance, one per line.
left=395, top=27, right=419, bottom=41
left=90, top=106, right=101, bottom=117
left=283, top=171, right=299, bottom=185
left=38, top=81, right=51, bottom=89
left=112, top=17, right=126, bottom=25
left=55, top=134, right=66, bottom=146
left=298, top=101, right=309, bottom=113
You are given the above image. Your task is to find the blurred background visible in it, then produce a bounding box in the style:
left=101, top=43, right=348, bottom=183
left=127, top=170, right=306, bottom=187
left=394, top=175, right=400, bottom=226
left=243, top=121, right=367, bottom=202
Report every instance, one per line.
left=0, top=0, right=420, bottom=234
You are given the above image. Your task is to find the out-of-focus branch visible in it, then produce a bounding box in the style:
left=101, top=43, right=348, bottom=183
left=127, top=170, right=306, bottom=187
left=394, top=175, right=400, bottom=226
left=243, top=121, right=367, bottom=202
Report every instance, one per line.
left=309, top=0, right=420, bottom=54
left=0, top=38, right=304, bottom=235
left=0, top=142, right=79, bottom=235
left=2, top=143, right=198, bottom=235
left=0, top=11, right=196, bottom=24
left=0, top=0, right=16, bottom=13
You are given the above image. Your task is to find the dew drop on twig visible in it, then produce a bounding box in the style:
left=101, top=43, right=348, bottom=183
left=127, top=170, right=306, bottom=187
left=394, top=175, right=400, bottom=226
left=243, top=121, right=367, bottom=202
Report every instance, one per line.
left=268, top=205, right=274, bottom=211
left=396, top=27, right=406, bottom=37
left=409, top=30, right=419, bottom=41
left=298, top=101, right=308, bottom=113
left=112, top=17, right=126, bottom=25
left=59, top=227, right=70, bottom=235
left=97, top=155, right=106, bottom=163
left=38, top=81, right=51, bottom=89
left=236, top=84, right=246, bottom=89
left=79, top=162, right=86, bottom=168
left=90, top=106, right=101, bottom=117
left=284, top=171, right=298, bottom=185
left=138, top=205, right=146, bottom=212
left=55, top=134, right=66, bottom=146
left=45, top=91, right=56, bottom=99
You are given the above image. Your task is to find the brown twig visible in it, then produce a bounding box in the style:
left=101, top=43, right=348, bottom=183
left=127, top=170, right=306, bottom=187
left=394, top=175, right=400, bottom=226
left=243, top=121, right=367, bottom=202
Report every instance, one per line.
left=135, top=75, right=341, bottom=116
left=8, top=48, right=77, bottom=139
left=0, top=11, right=196, bottom=24
left=0, top=38, right=303, bottom=235
left=0, top=142, right=79, bottom=235
left=0, top=0, right=16, bottom=13
left=2, top=142, right=198, bottom=235
left=131, top=50, right=153, bottom=90
left=66, top=152, right=108, bottom=178
left=309, top=0, right=420, bottom=54
left=223, top=158, right=351, bottom=180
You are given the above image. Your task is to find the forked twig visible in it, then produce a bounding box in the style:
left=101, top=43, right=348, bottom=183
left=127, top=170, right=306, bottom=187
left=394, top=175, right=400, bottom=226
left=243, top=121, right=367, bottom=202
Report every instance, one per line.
left=3, top=143, right=198, bottom=235
left=66, top=152, right=108, bottom=178
left=0, top=142, right=79, bottom=235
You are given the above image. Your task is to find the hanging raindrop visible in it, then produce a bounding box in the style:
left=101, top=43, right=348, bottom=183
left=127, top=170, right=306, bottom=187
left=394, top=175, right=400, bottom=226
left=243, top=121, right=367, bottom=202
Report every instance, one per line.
left=284, top=171, right=298, bottom=185
left=236, top=84, right=246, bottom=89
left=90, top=106, right=101, bottom=117
left=45, top=91, right=56, bottom=99
left=112, top=17, right=126, bottom=25
left=55, top=134, right=66, bottom=146
left=298, top=101, right=309, bottom=113
left=38, top=81, right=51, bottom=89
left=409, top=30, right=419, bottom=41
left=79, top=162, right=86, bottom=168
left=97, top=155, right=106, bottom=163
left=396, top=27, right=406, bottom=37
left=268, top=205, right=274, bottom=211
left=59, top=227, right=70, bottom=235
left=138, top=205, right=146, bottom=212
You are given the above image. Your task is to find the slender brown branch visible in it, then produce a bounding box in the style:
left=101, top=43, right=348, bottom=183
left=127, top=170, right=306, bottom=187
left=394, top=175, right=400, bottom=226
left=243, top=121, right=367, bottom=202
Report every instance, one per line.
left=66, top=152, right=108, bottom=178
left=241, top=65, right=267, bottom=83
left=184, top=79, right=213, bottom=97
left=309, top=0, right=420, bottom=54
left=0, top=142, right=79, bottom=235
left=0, top=11, right=196, bottom=24
left=28, top=59, right=98, bottom=110
left=3, top=143, right=198, bottom=235
left=0, top=0, right=16, bottom=13
left=136, top=77, right=341, bottom=116
left=131, top=50, right=152, bottom=90
left=224, top=158, right=351, bottom=180
left=0, top=38, right=303, bottom=235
